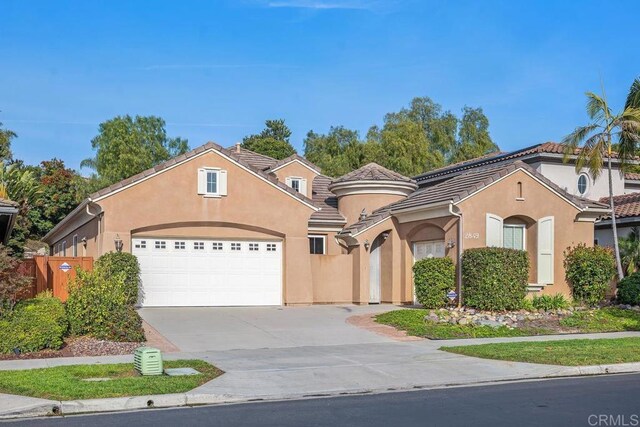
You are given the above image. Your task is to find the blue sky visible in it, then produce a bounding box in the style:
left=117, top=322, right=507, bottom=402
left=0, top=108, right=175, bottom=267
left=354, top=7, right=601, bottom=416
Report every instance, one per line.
left=1, top=0, right=639, bottom=172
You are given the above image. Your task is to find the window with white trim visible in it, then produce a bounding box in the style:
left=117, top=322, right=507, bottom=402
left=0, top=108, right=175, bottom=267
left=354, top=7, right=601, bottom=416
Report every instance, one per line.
left=266, top=243, right=277, bottom=252
left=249, top=243, right=259, bottom=251
left=206, top=170, right=218, bottom=194
left=197, top=167, right=227, bottom=197
left=73, top=235, right=78, bottom=257
left=290, top=178, right=301, bottom=193
left=193, top=242, right=205, bottom=250
left=135, top=240, right=147, bottom=249
left=503, top=224, right=526, bottom=250
left=212, top=242, right=223, bottom=251
left=62, top=241, right=67, bottom=256
left=175, top=241, right=186, bottom=250
left=231, top=243, right=241, bottom=251
left=155, top=240, right=166, bottom=249
left=308, top=235, right=326, bottom=254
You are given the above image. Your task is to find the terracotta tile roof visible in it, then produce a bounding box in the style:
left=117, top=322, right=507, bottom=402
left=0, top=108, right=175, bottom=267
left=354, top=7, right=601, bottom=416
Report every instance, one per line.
left=332, top=162, right=415, bottom=184
left=415, top=142, right=632, bottom=184
left=309, top=175, right=346, bottom=224
left=599, top=193, right=640, bottom=219
left=229, top=146, right=278, bottom=170
left=266, top=154, right=321, bottom=173
left=88, top=142, right=316, bottom=208
left=625, top=172, right=640, bottom=181
left=340, top=160, right=609, bottom=236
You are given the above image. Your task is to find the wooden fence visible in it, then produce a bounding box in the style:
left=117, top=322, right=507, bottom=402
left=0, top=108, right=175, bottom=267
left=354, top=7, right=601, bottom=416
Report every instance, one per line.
left=19, top=256, right=93, bottom=302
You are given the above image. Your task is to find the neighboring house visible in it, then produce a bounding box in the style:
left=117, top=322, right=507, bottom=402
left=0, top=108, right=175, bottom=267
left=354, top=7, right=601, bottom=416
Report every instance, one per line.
left=0, top=199, right=19, bottom=245
left=595, top=192, right=640, bottom=247
left=44, top=141, right=607, bottom=306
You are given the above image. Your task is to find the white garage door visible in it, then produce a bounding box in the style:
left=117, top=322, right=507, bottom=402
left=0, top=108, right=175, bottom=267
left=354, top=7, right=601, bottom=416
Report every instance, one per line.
left=132, top=238, right=283, bottom=307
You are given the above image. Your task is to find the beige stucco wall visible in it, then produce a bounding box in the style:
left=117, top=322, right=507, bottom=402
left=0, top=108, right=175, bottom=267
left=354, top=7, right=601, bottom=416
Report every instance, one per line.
left=310, top=254, right=353, bottom=303
left=338, top=193, right=405, bottom=226
left=457, top=169, right=594, bottom=296
left=52, top=217, right=100, bottom=257
left=271, top=161, right=319, bottom=198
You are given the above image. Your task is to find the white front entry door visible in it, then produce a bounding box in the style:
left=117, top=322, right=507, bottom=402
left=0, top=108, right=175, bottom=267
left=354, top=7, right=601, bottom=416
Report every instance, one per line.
left=132, top=238, right=283, bottom=307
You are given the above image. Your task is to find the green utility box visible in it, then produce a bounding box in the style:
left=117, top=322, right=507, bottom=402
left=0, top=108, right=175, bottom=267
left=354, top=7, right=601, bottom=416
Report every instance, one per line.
left=134, top=347, right=163, bottom=376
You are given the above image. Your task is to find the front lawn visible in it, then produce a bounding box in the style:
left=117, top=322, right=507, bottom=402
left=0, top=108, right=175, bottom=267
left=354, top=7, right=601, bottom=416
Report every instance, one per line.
left=0, top=360, right=223, bottom=401
left=440, top=337, right=640, bottom=366
left=375, top=307, right=640, bottom=339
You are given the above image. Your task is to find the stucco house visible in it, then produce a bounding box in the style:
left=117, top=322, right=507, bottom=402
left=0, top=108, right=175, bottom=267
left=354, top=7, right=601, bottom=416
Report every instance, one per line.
left=44, top=141, right=608, bottom=306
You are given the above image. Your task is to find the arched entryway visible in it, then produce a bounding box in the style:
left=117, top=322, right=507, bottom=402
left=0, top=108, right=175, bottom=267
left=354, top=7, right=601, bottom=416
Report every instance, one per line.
left=369, top=233, right=387, bottom=304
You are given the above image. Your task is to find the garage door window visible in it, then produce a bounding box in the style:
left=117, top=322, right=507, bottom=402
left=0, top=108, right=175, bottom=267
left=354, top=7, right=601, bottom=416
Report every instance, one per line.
left=135, top=240, right=146, bottom=249
left=194, top=242, right=205, bottom=250
left=155, top=241, right=166, bottom=249
left=231, top=243, right=241, bottom=251
left=212, top=242, right=223, bottom=251
left=267, top=243, right=277, bottom=252
left=249, top=243, right=259, bottom=251
left=175, top=241, right=186, bottom=250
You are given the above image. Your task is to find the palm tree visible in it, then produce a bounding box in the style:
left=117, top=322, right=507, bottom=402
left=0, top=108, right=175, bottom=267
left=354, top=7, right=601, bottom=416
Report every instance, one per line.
left=619, top=227, right=640, bottom=275
left=562, top=83, right=640, bottom=280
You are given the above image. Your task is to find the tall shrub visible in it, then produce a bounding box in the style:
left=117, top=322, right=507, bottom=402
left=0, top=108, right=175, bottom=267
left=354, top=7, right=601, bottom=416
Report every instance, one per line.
left=66, top=269, right=144, bottom=342
left=564, top=244, right=616, bottom=306
left=462, top=247, right=529, bottom=311
left=413, top=257, right=455, bottom=308
left=0, top=246, right=33, bottom=317
left=617, top=272, right=640, bottom=306
left=94, top=252, right=141, bottom=305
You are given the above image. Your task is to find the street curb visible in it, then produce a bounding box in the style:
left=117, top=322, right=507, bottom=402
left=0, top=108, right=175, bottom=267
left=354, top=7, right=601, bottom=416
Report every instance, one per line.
left=1, top=363, right=640, bottom=419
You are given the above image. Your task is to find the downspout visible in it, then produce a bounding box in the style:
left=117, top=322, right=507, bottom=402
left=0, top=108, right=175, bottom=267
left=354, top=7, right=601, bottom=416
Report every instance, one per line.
left=448, top=203, right=463, bottom=308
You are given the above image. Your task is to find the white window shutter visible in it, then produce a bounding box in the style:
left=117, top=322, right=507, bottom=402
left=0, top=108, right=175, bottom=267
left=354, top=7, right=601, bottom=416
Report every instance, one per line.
left=197, top=168, right=206, bottom=194
left=486, top=214, right=503, bottom=247
left=219, top=170, right=228, bottom=196
left=537, top=216, right=555, bottom=285
left=300, top=178, right=307, bottom=197
left=285, top=177, right=292, bottom=187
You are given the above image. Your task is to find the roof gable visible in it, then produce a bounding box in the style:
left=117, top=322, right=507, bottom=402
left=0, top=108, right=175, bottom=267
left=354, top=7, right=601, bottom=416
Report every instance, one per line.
left=266, top=154, right=321, bottom=174
left=332, top=162, right=415, bottom=185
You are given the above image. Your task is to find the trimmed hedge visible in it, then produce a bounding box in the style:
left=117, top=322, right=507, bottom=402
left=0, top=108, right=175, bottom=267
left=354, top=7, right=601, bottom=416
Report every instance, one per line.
left=462, top=247, right=529, bottom=311
left=414, top=257, right=455, bottom=308
left=564, top=244, right=616, bottom=306
left=0, top=292, right=67, bottom=353
left=618, top=272, right=640, bottom=306
left=94, top=252, right=141, bottom=305
left=66, top=270, right=145, bottom=342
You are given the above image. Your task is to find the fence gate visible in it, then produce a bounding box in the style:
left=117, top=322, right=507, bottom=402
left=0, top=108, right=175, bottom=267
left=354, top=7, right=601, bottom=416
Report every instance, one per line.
left=22, top=256, right=93, bottom=302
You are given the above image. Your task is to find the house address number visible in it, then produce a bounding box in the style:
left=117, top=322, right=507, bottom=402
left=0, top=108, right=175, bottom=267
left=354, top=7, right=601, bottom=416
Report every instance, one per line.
left=464, top=232, right=480, bottom=239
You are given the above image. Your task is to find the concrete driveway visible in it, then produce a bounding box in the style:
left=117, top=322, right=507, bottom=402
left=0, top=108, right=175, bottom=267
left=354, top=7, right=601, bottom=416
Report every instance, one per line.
left=139, top=305, right=396, bottom=352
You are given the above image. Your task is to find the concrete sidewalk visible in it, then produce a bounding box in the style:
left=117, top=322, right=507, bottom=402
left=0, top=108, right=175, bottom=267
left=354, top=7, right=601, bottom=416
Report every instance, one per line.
left=1, top=331, right=640, bottom=419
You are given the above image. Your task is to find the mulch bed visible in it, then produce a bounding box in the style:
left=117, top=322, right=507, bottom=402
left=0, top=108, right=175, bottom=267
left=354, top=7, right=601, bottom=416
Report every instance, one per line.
left=0, top=337, right=142, bottom=360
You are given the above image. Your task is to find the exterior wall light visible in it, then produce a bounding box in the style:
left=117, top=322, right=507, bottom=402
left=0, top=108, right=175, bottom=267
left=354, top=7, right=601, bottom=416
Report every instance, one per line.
left=364, top=239, right=370, bottom=251
left=114, top=235, right=124, bottom=252
left=447, top=239, right=456, bottom=249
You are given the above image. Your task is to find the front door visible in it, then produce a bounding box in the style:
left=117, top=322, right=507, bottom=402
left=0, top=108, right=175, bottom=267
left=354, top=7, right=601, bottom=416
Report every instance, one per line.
left=369, top=236, right=384, bottom=303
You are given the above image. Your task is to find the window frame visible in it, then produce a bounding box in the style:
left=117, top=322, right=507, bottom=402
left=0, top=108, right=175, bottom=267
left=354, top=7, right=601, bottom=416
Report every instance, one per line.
left=72, top=235, right=78, bottom=257
left=62, top=241, right=67, bottom=257
left=502, top=223, right=526, bottom=251
left=577, top=173, right=589, bottom=196
left=289, top=177, right=302, bottom=193
left=308, top=235, right=326, bottom=255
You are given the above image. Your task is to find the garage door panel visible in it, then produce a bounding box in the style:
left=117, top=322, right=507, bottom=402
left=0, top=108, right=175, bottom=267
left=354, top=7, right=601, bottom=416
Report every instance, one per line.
left=132, top=238, right=282, bottom=307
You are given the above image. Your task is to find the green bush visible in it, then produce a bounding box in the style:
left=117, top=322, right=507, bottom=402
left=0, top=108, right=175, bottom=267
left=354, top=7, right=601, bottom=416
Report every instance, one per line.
left=531, top=293, right=571, bottom=311
left=94, top=252, right=141, bottom=305
left=618, top=272, right=640, bottom=306
left=461, top=247, right=529, bottom=311
left=521, top=298, right=535, bottom=311
left=564, top=244, right=616, bottom=306
left=66, top=270, right=145, bottom=342
left=413, top=257, right=455, bottom=308
left=0, top=292, right=67, bottom=353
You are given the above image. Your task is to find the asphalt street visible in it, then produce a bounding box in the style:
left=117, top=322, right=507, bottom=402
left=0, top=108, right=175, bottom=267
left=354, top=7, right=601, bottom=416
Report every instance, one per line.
left=4, top=373, right=640, bottom=427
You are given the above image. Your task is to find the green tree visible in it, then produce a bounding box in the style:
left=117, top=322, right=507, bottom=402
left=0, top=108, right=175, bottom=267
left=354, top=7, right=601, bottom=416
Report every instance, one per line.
left=241, top=119, right=296, bottom=160
left=619, top=227, right=640, bottom=276
left=27, top=159, right=88, bottom=239
left=450, top=107, right=499, bottom=162
left=562, top=84, right=640, bottom=280
left=304, top=126, right=363, bottom=176
left=0, top=122, right=15, bottom=163
left=81, top=115, right=189, bottom=186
